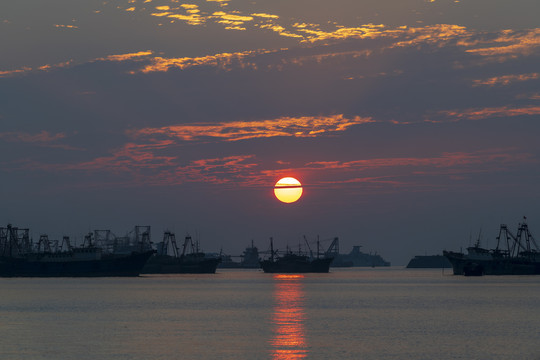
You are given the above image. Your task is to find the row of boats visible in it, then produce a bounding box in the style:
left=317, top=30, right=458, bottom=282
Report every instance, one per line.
left=0, top=224, right=350, bottom=277
left=3, top=217, right=538, bottom=277
left=407, top=218, right=540, bottom=276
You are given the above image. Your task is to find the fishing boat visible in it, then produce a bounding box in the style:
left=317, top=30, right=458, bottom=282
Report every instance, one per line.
left=0, top=224, right=155, bottom=277
left=443, top=218, right=540, bottom=276
left=142, top=231, right=221, bottom=274
left=260, top=237, right=333, bottom=273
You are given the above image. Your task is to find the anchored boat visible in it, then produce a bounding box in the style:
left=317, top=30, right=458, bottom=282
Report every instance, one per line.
left=142, top=231, right=221, bottom=274
left=260, top=237, right=333, bottom=273
left=443, top=218, right=540, bottom=276
left=0, top=224, right=155, bottom=277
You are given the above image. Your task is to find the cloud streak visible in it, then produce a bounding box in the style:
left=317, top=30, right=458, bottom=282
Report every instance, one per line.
left=440, top=106, right=540, bottom=121
left=472, top=73, right=540, bottom=86
left=0, top=131, right=67, bottom=143
left=130, top=115, right=373, bottom=142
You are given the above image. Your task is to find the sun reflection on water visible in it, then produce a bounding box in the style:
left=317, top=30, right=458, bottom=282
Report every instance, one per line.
left=270, top=274, right=308, bottom=360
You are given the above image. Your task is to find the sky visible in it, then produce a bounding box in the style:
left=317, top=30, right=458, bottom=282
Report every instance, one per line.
left=1, top=0, right=539, bottom=265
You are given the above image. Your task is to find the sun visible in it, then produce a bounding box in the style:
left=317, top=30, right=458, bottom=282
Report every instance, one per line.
left=274, top=177, right=303, bottom=203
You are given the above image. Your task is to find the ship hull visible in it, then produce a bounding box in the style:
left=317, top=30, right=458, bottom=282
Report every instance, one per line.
left=142, top=255, right=221, bottom=274
left=0, top=251, right=155, bottom=277
left=406, top=255, right=452, bottom=269
left=443, top=251, right=540, bottom=276
left=260, top=257, right=333, bottom=273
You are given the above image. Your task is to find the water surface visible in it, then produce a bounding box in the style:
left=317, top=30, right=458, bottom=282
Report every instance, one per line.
left=1, top=268, right=539, bottom=360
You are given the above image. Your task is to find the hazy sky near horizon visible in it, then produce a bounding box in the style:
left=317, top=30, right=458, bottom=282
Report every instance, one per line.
left=1, top=0, right=540, bottom=264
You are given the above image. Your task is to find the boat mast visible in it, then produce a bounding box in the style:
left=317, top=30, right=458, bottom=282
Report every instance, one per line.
left=270, top=237, right=274, bottom=262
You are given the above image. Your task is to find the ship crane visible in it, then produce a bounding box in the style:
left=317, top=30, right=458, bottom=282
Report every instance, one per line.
left=161, top=231, right=180, bottom=257
left=37, top=234, right=52, bottom=253
left=304, top=235, right=338, bottom=259
left=302, top=235, right=314, bottom=259
left=61, top=236, right=72, bottom=252
left=180, top=234, right=201, bottom=257
left=496, top=220, right=540, bottom=259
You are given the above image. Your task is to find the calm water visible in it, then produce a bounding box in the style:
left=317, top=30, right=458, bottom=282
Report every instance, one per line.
left=1, top=268, right=539, bottom=360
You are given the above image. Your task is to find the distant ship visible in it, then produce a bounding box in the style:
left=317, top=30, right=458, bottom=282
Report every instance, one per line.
left=219, top=240, right=261, bottom=268
left=142, top=231, right=221, bottom=274
left=0, top=224, right=154, bottom=277
left=443, top=218, right=540, bottom=276
left=406, top=255, right=451, bottom=268
left=326, top=239, right=391, bottom=267
left=260, top=237, right=333, bottom=273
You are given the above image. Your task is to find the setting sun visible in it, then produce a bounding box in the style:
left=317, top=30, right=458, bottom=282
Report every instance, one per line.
left=274, top=177, right=303, bottom=203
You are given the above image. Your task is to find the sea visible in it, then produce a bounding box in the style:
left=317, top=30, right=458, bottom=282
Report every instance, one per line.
left=1, top=268, right=539, bottom=360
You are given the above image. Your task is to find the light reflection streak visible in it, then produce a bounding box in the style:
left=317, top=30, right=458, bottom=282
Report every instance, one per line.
left=270, top=274, right=308, bottom=360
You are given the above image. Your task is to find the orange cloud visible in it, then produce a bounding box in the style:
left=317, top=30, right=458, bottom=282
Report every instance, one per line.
left=472, top=73, right=540, bottom=86
left=54, top=24, right=79, bottom=29
left=212, top=11, right=253, bottom=22
left=1, top=50, right=152, bottom=78
left=396, top=24, right=472, bottom=49
left=130, top=115, right=373, bottom=142
left=251, top=13, right=279, bottom=19
left=64, top=147, right=257, bottom=187
left=299, top=23, right=389, bottom=43
left=440, top=105, right=540, bottom=120
left=254, top=148, right=536, bottom=191
left=26, top=141, right=534, bottom=190
left=134, top=49, right=270, bottom=73
left=121, top=24, right=483, bottom=76
left=98, top=51, right=153, bottom=62
left=0, top=67, right=32, bottom=77
left=151, top=4, right=204, bottom=25
left=466, top=28, right=540, bottom=57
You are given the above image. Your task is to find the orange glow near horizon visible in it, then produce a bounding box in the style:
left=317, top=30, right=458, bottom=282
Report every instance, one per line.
left=274, top=177, right=303, bottom=203
left=270, top=274, right=307, bottom=359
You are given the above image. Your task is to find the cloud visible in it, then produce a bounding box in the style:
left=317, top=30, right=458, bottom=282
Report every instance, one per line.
left=269, top=148, right=537, bottom=191
left=251, top=13, right=279, bottom=19
left=130, top=115, right=373, bottom=142
left=0, top=131, right=67, bottom=143
left=0, top=67, right=32, bottom=77
left=98, top=51, right=154, bottom=62
left=304, top=150, right=529, bottom=171
left=4, top=22, right=539, bottom=83
left=62, top=141, right=177, bottom=173
left=151, top=3, right=205, bottom=25
left=133, top=50, right=269, bottom=73
left=440, top=106, right=540, bottom=121
left=60, top=148, right=258, bottom=187
left=0, top=51, right=152, bottom=78
left=465, top=28, right=540, bottom=58
left=472, top=73, right=540, bottom=86
left=54, top=24, right=79, bottom=29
